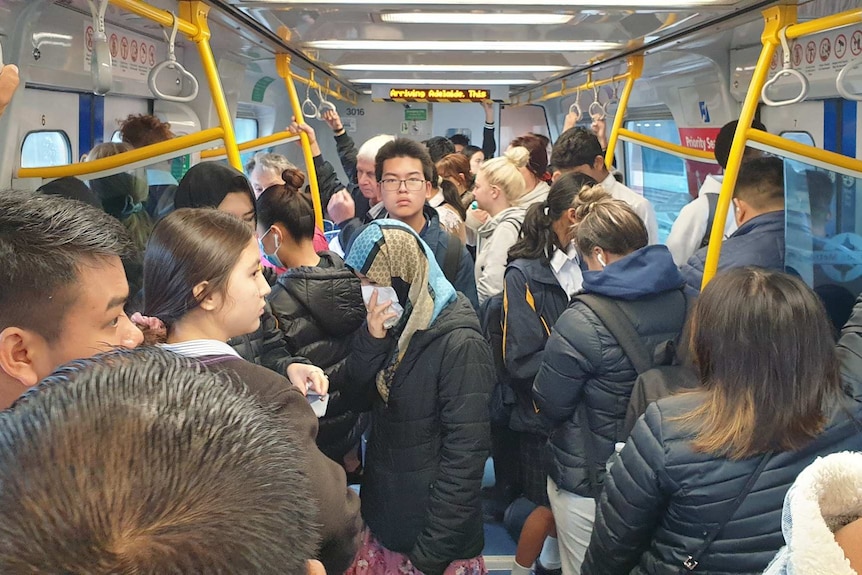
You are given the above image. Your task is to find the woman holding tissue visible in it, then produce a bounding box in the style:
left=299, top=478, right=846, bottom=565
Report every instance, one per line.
left=142, top=208, right=393, bottom=574
left=257, top=176, right=385, bottom=467
left=343, top=220, right=496, bottom=575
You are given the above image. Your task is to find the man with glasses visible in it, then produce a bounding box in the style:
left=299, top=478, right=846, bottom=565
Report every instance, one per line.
left=375, top=138, right=479, bottom=309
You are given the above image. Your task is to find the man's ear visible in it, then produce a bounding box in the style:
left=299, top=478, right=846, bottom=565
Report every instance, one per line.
left=733, top=197, right=748, bottom=226
left=0, top=327, right=45, bottom=388
left=307, top=560, right=326, bottom=575
left=593, top=155, right=606, bottom=171
left=552, top=170, right=561, bottom=182
left=425, top=181, right=434, bottom=200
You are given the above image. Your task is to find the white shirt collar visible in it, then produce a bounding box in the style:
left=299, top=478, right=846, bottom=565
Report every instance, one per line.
left=428, top=190, right=445, bottom=208
left=550, top=242, right=579, bottom=274
left=160, top=339, right=240, bottom=359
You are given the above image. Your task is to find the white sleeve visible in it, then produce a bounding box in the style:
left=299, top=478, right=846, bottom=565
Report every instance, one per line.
left=642, top=201, right=660, bottom=246
left=665, top=197, right=708, bottom=267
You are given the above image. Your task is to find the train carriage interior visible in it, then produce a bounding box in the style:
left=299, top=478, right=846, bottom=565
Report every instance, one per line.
left=1, top=0, right=862, bottom=572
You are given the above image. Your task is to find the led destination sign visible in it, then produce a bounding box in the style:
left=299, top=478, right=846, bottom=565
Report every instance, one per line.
left=388, top=87, right=490, bottom=101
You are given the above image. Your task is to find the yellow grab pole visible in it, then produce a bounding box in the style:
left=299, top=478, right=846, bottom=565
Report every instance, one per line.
left=180, top=1, right=242, bottom=171
left=276, top=51, right=324, bottom=229
left=701, top=5, right=794, bottom=289
left=605, top=55, right=643, bottom=169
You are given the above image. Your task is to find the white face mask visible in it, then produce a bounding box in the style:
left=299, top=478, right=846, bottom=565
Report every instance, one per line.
left=361, top=285, right=405, bottom=329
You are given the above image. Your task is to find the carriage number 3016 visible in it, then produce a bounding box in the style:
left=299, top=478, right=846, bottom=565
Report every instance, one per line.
left=346, top=108, right=365, bottom=116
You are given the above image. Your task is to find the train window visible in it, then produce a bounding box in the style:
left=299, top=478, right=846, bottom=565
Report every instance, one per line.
left=20, top=131, right=72, bottom=168
left=780, top=131, right=815, bottom=147
left=623, top=120, right=688, bottom=242
left=235, top=117, right=260, bottom=168
left=783, top=157, right=862, bottom=306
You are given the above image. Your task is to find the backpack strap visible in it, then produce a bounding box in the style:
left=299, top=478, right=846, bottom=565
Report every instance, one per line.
left=680, top=452, right=773, bottom=573
left=700, top=192, right=720, bottom=249
left=575, top=294, right=653, bottom=375
left=443, top=232, right=462, bottom=284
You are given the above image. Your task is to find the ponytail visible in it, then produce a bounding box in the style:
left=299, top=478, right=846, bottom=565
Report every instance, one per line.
left=507, top=172, right=598, bottom=265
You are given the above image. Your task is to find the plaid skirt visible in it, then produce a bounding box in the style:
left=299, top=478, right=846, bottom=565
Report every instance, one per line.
left=345, top=529, right=487, bottom=575
left=519, top=432, right=551, bottom=506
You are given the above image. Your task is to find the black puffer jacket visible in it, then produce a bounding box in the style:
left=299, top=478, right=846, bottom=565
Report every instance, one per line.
left=227, top=303, right=307, bottom=375
left=580, top=293, right=862, bottom=575
left=533, top=246, right=688, bottom=497
left=267, top=252, right=370, bottom=460
left=359, top=295, right=494, bottom=575
left=583, top=388, right=862, bottom=574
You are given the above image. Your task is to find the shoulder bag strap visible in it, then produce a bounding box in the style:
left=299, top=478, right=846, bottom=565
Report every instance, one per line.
left=681, top=451, right=773, bottom=573
left=575, top=294, right=653, bottom=374
left=443, top=232, right=462, bottom=284
left=700, top=192, right=720, bottom=248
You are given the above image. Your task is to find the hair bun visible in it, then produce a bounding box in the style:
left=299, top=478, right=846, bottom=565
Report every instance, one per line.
left=504, top=146, right=530, bottom=169
left=572, top=184, right=613, bottom=219
left=281, top=168, right=306, bottom=192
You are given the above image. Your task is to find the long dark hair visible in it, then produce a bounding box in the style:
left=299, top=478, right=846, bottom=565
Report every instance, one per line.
left=143, top=208, right=252, bottom=331
left=507, top=173, right=596, bottom=265
left=680, top=268, right=840, bottom=459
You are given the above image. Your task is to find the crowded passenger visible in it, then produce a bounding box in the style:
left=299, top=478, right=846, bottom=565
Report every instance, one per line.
left=502, top=173, right=597, bottom=575
left=763, top=451, right=862, bottom=575
left=680, top=155, right=785, bottom=290
left=437, top=151, right=476, bottom=209
left=509, top=133, right=552, bottom=208
left=473, top=147, right=530, bottom=303
left=425, top=135, right=456, bottom=163
left=142, top=207, right=372, bottom=573
left=256, top=168, right=380, bottom=474
left=463, top=144, right=485, bottom=174
left=0, top=62, right=19, bottom=119
left=319, top=108, right=394, bottom=223
left=532, top=186, right=688, bottom=574
left=583, top=268, right=862, bottom=575
left=343, top=220, right=494, bottom=575
left=0, top=348, right=323, bottom=575
left=245, top=151, right=330, bottom=252
left=85, top=142, right=154, bottom=256
left=375, top=137, right=479, bottom=308
left=38, top=176, right=101, bottom=208
left=172, top=162, right=307, bottom=373
left=666, top=119, right=767, bottom=266
left=118, top=113, right=177, bottom=220
left=0, top=192, right=143, bottom=410
left=429, top=172, right=468, bottom=242
left=449, top=132, right=470, bottom=153
left=551, top=127, right=658, bottom=244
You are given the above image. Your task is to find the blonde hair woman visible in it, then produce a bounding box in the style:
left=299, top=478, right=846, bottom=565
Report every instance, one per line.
left=472, top=146, right=530, bottom=303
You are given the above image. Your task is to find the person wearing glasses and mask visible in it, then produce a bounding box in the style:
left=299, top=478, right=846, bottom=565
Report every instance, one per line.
left=374, top=139, right=478, bottom=310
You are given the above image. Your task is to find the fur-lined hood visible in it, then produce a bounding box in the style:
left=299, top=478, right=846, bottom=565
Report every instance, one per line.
left=764, top=451, right=862, bottom=575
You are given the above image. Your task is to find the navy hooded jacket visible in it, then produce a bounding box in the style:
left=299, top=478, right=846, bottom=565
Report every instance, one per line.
left=533, top=245, right=690, bottom=496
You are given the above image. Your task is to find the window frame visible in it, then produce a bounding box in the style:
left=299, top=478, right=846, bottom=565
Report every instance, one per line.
left=20, top=130, right=73, bottom=168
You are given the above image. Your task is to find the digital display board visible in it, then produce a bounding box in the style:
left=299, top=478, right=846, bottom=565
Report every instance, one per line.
left=387, top=87, right=491, bottom=102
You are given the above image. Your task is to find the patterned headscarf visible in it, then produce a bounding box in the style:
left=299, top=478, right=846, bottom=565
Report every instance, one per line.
left=345, top=220, right=457, bottom=403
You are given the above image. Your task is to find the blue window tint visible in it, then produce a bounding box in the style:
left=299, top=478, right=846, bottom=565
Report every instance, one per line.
left=623, top=120, right=687, bottom=242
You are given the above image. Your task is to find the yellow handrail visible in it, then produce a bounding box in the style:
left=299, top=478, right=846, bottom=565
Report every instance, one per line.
left=747, top=129, right=862, bottom=176
left=18, top=128, right=225, bottom=180
left=180, top=1, right=242, bottom=170
left=701, top=5, right=791, bottom=289
left=616, top=127, right=716, bottom=163
left=785, top=8, right=862, bottom=39
left=277, top=51, right=324, bottom=229
left=509, top=61, right=638, bottom=107
left=605, top=55, right=643, bottom=169
left=104, top=1, right=242, bottom=170
left=291, top=70, right=358, bottom=106
left=109, top=0, right=199, bottom=37
left=200, top=131, right=301, bottom=160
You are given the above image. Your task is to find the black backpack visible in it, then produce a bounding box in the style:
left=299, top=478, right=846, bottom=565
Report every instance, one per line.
left=575, top=290, right=699, bottom=443
left=478, top=293, right=517, bottom=426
